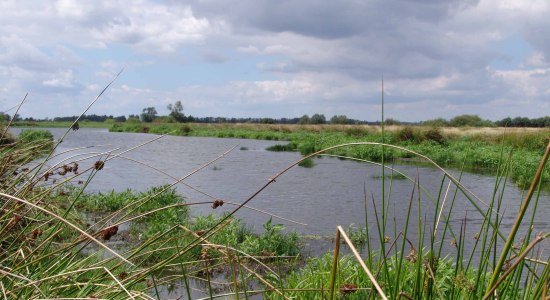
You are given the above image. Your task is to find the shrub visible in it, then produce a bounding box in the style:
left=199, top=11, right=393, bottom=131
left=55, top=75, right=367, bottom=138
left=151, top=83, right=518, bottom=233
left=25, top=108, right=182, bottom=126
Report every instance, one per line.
left=396, top=126, right=417, bottom=142
left=423, top=127, right=446, bottom=144
left=344, top=127, right=368, bottom=137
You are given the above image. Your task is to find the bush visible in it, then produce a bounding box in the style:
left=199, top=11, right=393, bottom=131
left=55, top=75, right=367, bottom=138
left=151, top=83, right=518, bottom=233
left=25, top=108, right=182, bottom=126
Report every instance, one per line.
left=180, top=124, right=191, bottom=136
left=396, top=126, right=417, bottom=142
left=344, top=127, right=368, bottom=137
left=423, top=127, right=446, bottom=144
left=450, top=114, right=494, bottom=127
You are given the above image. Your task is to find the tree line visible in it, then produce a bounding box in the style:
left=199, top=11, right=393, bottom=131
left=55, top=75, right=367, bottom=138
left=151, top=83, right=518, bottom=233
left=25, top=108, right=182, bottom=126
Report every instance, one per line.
left=2, top=103, right=548, bottom=127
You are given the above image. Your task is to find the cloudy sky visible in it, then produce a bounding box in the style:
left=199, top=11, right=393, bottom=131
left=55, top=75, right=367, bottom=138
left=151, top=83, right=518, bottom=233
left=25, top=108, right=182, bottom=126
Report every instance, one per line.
left=1, top=0, right=549, bottom=121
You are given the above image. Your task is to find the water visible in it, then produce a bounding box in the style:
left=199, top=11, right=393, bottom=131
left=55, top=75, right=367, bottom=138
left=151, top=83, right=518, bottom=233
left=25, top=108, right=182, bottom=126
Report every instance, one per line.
left=13, top=127, right=550, bottom=297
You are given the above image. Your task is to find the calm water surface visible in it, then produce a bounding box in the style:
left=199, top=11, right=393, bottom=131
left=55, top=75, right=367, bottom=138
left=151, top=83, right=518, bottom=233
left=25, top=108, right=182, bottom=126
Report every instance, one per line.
left=16, top=128, right=549, bottom=237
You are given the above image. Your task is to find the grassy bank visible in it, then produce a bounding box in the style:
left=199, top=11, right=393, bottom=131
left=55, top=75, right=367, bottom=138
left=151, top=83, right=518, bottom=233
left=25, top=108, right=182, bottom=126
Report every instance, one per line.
left=109, top=122, right=549, bottom=188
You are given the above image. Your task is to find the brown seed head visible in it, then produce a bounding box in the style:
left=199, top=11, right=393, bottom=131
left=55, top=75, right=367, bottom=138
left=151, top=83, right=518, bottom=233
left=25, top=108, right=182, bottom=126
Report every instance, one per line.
left=101, top=225, right=119, bottom=240
left=340, top=284, right=358, bottom=295
left=212, top=199, right=224, bottom=209
left=94, top=161, right=105, bottom=170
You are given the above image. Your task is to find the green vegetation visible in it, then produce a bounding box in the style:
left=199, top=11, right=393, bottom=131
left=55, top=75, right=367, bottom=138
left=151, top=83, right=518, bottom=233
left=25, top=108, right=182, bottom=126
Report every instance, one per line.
left=18, top=129, right=53, bottom=143
left=68, top=186, right=300, bottom=261
left=266, top=253, right=484, bottom=299
left=298, top=158, right=315, bottom=168
left=371, top=172, right=407, bottom=180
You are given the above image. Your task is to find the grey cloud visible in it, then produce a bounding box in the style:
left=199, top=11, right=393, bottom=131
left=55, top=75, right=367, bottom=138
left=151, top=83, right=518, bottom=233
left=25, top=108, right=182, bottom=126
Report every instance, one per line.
left=186, top=0, right=478, bottom=39
left=184, top=0, right=493, bottom=84
left=202, top=52, right=229, bottom=63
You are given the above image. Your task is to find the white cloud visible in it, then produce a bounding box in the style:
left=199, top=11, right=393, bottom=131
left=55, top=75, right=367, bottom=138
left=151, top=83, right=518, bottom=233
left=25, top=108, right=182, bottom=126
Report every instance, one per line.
left=42, top=69, right=76, bottom=88
left=88, top=4, right=212, bottom=53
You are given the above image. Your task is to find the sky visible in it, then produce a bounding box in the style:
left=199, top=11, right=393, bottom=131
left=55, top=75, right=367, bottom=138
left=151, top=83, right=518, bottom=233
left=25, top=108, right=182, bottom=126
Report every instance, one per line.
left=1, top=0, right=549, bottom=122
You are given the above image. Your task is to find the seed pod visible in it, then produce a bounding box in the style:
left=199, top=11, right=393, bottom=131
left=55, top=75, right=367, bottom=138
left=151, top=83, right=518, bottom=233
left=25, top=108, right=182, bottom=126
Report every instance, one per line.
left=212, top=199, right=224, bottom=209
left=340, top=284, right=358, bottom=295
left=101, top=225, right=118, bottom=240
left=94, top=161, right=105, bottom=170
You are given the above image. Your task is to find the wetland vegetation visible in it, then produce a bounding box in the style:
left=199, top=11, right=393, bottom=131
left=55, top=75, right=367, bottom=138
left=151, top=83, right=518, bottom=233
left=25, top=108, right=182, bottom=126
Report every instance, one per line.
left=3, top=111, right=549, bottom=299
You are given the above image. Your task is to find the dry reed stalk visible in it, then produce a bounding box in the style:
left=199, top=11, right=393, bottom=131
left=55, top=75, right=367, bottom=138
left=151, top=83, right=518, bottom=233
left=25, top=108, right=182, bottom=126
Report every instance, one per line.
left=329, top=226, right=388, bottom=300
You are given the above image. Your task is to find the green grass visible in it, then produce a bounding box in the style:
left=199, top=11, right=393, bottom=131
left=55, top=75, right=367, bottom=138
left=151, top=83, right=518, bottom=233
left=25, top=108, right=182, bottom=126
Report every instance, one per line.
left=265, top=252, right=485, bottom=299
left=298, top=158, right=315, bottom=168
left=62, top=186, right=301, bottom=261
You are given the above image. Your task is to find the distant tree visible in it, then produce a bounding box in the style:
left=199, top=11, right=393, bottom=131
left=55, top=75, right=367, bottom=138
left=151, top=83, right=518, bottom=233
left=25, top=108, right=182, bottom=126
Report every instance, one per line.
left=0, top=113, right=11, bottom=122
left=330, top=115, right=349, bottom=124
left=12, top=114, right=21, bottom=122
left=298, top=114, right=310, bottom=125
left=422, top=118, right=449, bottom=127
left=114, top=115, right=127, bottom=122
left=495, top=117, right=512, bottom=127
left=167, top=101, right=185, bottom=122
left=449, top=114, right=493, bottom=127
left=384, top=118, right=400, bottom=125
left=140, top=107, right=157, bottom=123
left=260, top=118, right=275, bottom=124
left=310, top=113, right=326, bottom=124
left=512, top=117, right=530, bottom=127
